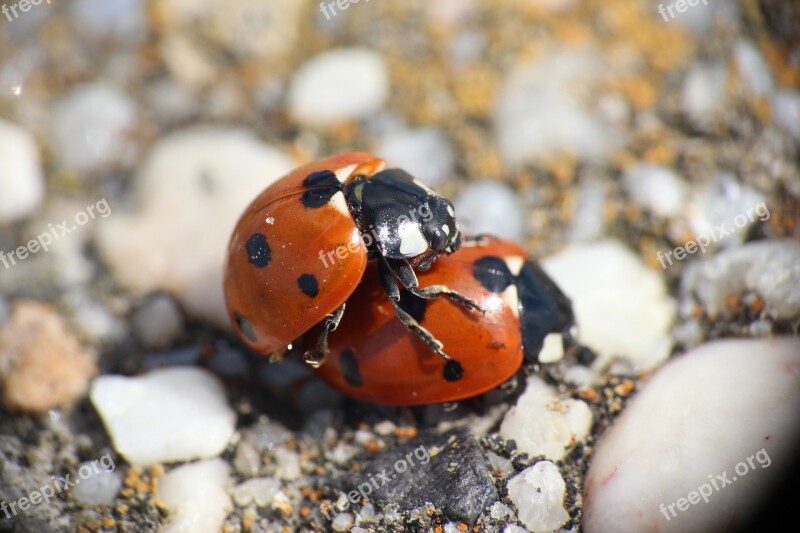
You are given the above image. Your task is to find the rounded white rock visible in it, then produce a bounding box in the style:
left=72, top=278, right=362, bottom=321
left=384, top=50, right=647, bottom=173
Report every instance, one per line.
left=500, top=375, right=593, bottom=461
left=507, top=461, right=570, bottom=533
left=583, top=337, right=800, bottom=533
left=90, top=367, right=236, bottom=465
left=542, top=240, right=676, bottom=372
left=376, top=128, right=455, bottom=187
left=0, top=118, right=44, bottom=223
left=288, top=48, right=388, bottom=127
left=50, top=83, right=137, bottom=173
left=622, top=163, right=689, bottom=218
left=157, top=458, right=232, bottom=533
left=454, top=181, right=525, bottom=242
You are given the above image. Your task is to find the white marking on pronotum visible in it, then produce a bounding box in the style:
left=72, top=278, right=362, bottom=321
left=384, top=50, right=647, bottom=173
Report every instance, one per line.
left=398, top=223, right=428, bottom=256
left=442, top=224, right=450, bottom=235
left=447, top=204, right=455, bottom=217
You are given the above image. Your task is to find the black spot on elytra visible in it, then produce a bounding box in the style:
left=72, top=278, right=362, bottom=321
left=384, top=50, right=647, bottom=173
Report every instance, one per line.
left=340, top=349, right=363, bottom=387
left=234, top=312, right=257, bottom=343
left=246, top=233, right=271, bottom=267
left=302, top=170, right=342, bottom=208
left=443, top=359, right=463, bottom=382
left=472, top=256, right=515, bottom=293
left=297, top=274, right=319, bottom=297
left=398, top=289, right=427, bottom=323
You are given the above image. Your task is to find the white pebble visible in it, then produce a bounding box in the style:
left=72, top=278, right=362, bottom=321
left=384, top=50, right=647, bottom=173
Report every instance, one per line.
left=289, top=48, right=388, bottom=126
left=132, top=294, right=184, bottom=349
left=771, top=90, right=800, bottom=139
left=274, top=448, right=302, bottom=481
left=490, top=501, right=513, bottom=520
left=568, top=180, right=607, bottom=242
left=503, top=526, right=529, bottom=533
left=681, top=62, right=727, bottom=126
left=583, top=338, right=800, bottom=533
left=686, top=173, right=767, bottom=248
left=157, top=459, right=232, bottom=533
left=232, top=477, right=280, bottom=507
left=494, top=52, right=624, bottom=168
left=542, top=240, right=676, bottom=372
left=507, top=461, right=569, bottom=533
left=332, top=512, right=354, bottom=532
left=454, top=181, right=525, bottom=241
left=72, top=464, right=122, bottom=505
left=500, top=375, right=592, bottom=460
left=376, top=128, right=454, bottom=187
left=0, top=118, right=44, bottom=223
left=90, top=367, right=236, bottom=465
left=733, top=40, right=773, bottom=96
left=50, top=83, right=137, bottom=173
left=622, top=163, right=689, bottom=218
left=95, top=127, right=294, bottom=328
left=680, top=239, right=800, bottom=320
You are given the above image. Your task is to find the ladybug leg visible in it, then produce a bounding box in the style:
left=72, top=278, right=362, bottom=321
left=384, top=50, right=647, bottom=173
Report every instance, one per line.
left=387, top=258, right=485, bottom=313
left=378, top=258, right=452, bottom=361
left=303, top=303, right=346, bottom=368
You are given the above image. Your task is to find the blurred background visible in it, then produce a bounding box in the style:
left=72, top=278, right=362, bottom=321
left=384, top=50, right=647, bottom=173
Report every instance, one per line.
left=0, top=0, right=798, bottom=532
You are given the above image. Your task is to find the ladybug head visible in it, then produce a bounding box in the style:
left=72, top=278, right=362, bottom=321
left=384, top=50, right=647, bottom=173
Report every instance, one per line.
left=351, top=168, right=462, bottom=265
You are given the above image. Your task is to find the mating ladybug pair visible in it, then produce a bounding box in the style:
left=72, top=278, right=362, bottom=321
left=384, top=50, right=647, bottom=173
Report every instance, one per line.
left=224, top=153, right=574, bottom=405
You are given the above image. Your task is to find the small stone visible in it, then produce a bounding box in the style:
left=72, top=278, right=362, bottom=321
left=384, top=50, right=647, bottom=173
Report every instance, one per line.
left=686, top=174, right=767, bottom=249
left=332, top=512, right=354, bottom=532
left=288, top=48, right=388, bottom=127
left=50, top=83, right=137, bottom=173
left=733, top=40, right=774, bottom=96
left=499, top=375, right=592, bottom=460
left=495, top=52, right=624, bottom=168
left=376, top=128, right=454, bottom=187
left=583, top=338, right=800, bottom=533
left=234, top=439, right=262, bottom=477
left=680, top=239, right=800, bottom=320
left=490, top=501, right=513, bottom=520
left=72, top=464, right=122, bottom=505
left=95, top=127, right=294, bottom=328
left=232, top=477, right=280, bottom=507
left=454, top=181, right=525, bottom=241
left=274, top=448, right=301, bottom=481
left=622, top=163, right=689, bottom=218
left=374, top=421, right=397, bottom=436
left=0, top=301, right=97, bottom=414
left=157, top=459, right=231, bottom=533
left=503, top=525, right=529, bottom=533
left=568, top=180, right=607, bottom=242
left=0, top=118, right=44, bottom=223
left=507, top=461, right=569, bottom=533
left=772, top=90, right=800, bottom=139
left=681, top=62, right=727, bottom=127
left=90, top=367, right=236, bottom=465
left=132, top=294, right=183, bottom=349
left=543, top=240, right=676, bottom=371
left=70, top=0, right=146, bottom=41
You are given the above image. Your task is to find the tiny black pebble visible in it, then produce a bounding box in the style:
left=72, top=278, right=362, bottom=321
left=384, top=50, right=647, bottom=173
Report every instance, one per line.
left=297, top=274, right=319, bottom=297
left=340, top=349, right=363, bottom=387
left=234, top=312, right=257, bottom=343
left=443, top=359, right=464, bottom=382
left=246, top=233, right=271, bottom=267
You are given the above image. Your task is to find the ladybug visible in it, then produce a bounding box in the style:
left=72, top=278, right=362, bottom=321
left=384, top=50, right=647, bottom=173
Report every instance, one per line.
left=224, top=152, right=481, bottom=367
left=309, top=237, right=575, bottom=405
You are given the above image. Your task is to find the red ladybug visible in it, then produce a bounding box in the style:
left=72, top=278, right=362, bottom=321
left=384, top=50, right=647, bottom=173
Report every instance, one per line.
left=310, top=237, right=575, bottom=405
left=224, top=153, right=480, bottom=367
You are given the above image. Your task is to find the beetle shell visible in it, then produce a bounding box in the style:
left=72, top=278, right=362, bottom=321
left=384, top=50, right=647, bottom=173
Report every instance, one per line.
left=224, top=152, right=380, bottom=355
left=310, top=239, right=527, bottom=405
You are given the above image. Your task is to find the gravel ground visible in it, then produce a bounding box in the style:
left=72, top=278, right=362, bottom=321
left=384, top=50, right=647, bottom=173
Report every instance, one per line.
left=1, top=1, right=799, bottom=532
